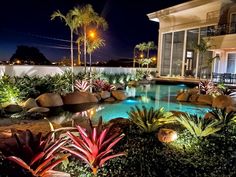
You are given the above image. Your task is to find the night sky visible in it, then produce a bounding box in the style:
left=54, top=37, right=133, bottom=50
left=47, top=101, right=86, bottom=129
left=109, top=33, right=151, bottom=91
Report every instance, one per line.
left=0, top=0, right=188, bottom=62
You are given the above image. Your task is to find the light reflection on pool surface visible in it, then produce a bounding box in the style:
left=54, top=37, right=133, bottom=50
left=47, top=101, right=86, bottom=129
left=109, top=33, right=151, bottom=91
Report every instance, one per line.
left=92, top=84, right=210, bottom=122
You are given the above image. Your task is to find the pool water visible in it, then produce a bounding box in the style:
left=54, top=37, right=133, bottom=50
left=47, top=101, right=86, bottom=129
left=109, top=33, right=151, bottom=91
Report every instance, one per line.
left=91, top=84, right=210, bottom=122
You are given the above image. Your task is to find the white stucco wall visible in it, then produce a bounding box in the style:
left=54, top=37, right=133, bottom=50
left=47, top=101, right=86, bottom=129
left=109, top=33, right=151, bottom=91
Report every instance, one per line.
left=0, top=65, right=157, bottom=77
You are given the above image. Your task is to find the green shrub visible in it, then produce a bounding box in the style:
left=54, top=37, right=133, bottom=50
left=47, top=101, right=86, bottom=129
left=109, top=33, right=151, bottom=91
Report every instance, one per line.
left=175, top=114, right=222, bottom=138
left=128, top=106, right=175, bottom=133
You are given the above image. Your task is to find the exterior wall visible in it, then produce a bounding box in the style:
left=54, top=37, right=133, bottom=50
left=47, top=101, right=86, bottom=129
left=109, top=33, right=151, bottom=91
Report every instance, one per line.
left=0, top=65, right=157, bottom=77
left=148, top=0, right=236, bottom=77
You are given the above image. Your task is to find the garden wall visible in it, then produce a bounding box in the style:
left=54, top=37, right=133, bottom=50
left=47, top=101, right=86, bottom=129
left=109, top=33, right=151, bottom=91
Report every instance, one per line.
left=0, top=65, right=157, bottom=77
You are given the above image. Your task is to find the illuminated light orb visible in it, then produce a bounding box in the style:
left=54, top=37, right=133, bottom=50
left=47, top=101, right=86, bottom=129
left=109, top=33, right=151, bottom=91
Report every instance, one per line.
left=157, top=128, right=177, bottom=143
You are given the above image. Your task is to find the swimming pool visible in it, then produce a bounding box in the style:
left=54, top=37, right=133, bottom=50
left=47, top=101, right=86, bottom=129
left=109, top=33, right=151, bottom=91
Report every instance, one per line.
left=91, top=84, right=210, bottom=122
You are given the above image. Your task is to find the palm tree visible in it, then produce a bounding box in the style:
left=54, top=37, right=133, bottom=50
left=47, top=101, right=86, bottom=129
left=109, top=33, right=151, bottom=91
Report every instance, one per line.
left=194, top=38, right=213, bottom=79
left=76, top=35, right=84, bottom=66
left=72, top=4, right=108, bottom=73
left=87, top=36, right=105, bottom=74
left=145, top=41, right=156, bottom=59
left=51, top=10, right=77, bottom=91
left=135, top=42, right=146, bottom=67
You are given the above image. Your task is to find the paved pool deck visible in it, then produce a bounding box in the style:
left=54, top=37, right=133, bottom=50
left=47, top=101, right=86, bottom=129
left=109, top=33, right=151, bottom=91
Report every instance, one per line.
left=152, top=77, right=236, bottom=88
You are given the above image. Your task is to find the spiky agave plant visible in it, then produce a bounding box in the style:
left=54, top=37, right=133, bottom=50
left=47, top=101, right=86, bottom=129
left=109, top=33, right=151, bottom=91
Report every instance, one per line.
left=128, top=106, right=176, bottom=133
left=175, top=114, right=223, bottom=138
left=209, top=108, right=236, bottom=126
left=1, top=130, right=69, bottom=177
left=62, top=117, right=125, bottom=175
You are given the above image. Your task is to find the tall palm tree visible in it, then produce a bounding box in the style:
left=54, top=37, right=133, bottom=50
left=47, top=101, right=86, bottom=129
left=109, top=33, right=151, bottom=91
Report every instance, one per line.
left=51, top=10, right=77, bottom=91
left=135, top=42, right=146, bottom=67
left=87, top=36, right=105, bottom=74
left=72, top=4, right=108, bottom=73
left=145, top=41, right=156, bottom=59
left=76, top=35, right=84, bottom=66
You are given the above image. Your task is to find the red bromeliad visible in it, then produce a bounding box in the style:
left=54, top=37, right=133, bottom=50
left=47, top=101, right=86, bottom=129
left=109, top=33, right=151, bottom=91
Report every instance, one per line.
left=62, top=117, right=125, bottom=175
left=74, top=80, right=90, bottom=92
left=1, top=130, right=70, bottom=177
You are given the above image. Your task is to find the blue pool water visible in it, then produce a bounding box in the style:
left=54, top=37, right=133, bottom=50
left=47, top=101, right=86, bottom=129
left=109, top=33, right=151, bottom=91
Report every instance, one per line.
left=91, top=84, right=210, bottom=122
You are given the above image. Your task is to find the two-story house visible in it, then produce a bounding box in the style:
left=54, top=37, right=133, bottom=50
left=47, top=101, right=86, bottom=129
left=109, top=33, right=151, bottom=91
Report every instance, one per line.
left=147, top=0, right=236, bottom=79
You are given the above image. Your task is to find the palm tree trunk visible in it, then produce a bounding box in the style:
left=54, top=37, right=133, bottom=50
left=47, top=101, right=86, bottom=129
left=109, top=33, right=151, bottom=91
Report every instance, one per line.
left=147, top=48, right=150, bottom=59
left=89, top=52, right=92, bottom=93
left=77, top=42, right=81, bottom=66
left=70, top=29, right=74, bottom=92
left=133, top=48, right=135, bottom=68
left=84, top=26, right=87, bottom=73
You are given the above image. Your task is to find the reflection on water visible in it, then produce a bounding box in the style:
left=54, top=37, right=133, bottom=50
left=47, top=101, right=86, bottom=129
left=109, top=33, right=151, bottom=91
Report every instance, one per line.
left=91, top=84, right=210, bottom=122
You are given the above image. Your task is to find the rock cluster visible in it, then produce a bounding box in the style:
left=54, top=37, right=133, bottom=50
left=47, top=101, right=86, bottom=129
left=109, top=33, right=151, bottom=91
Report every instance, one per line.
left=176, top=88, right=234, bottom=110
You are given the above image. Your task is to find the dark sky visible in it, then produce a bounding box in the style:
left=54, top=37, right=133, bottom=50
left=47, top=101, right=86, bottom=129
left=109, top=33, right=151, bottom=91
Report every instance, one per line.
left=0, top=0, right=188, bottom=61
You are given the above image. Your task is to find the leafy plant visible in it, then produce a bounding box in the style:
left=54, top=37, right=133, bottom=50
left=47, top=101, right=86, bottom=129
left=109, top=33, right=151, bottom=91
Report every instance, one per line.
left=93, top=79, right=116, bottom=92
left=198, top=80, right=222, bottom=97
left=128, top=106, right=175, bottom=133
left=175, top=114, right=222, bottom=138
left=209, top=108, right=236, bottom=126
left=74, top=80, right=90, bottom=92
left=62, top=117, right=125, bottom=175
left=0, top=74, right=21, bottom=104
left=1, top=130, right=69, bottom=177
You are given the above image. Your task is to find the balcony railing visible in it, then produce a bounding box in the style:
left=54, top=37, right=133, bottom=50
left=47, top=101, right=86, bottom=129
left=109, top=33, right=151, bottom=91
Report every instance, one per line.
left=207, top=22, right=236, bottom=36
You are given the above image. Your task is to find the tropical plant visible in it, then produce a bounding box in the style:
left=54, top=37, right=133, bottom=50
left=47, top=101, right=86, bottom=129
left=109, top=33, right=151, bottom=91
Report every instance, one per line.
left=72, top=4, right=108, bottom=72
left=87, top=35, right=105, bottom=75
left=61, top=117, right=125, bottom=175
left=93, top=79, right=116, bottom=92
left=175, top=114, right=222, bottom=138
left=209, top=108, right=236, bottom=127
left=51, top=9, right=77, bottom=91
left=145, top=41, right=156, bottom=59
left=0, top=74, right=21, bottom=104
left=1, top=130, right=69, bottom=177
left=74, top=80, right=90, bottom=92
left=128, top=106, right=175, bottom=133
left=198, top=80, right=222, bottom=97
left=194, top=38, right=215, bottom=78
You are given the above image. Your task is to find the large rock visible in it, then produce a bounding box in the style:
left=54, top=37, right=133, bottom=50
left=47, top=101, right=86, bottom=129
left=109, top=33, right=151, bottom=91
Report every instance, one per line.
left=176, top=92, right=189, bottom=102
left=111, top=90, right=127, bottom=101
left=27, top=107, right=50, bottom=113
left=22, top=98, right=38, bottom=110
left=128, top=80, right=139, bottom=87
left=157, top=128, right=178, bottom=143
left=104, top=97, right=116, bottom=102
left=197, top=94, right=213, bottom=105
left=212, top=95, right=233, bottom=109
left=4, top=104, right=23, bottom=114
left=100, top=91, right=111, bottom=100
left=62, top=92, right=98, bottom=105
left=62, top=92, right=98, bottom=113
left=187, top=88, right=199, bottom=95
left=36, top=93, right=63, bottom=107
left=189, top=94, right=199, bottom=102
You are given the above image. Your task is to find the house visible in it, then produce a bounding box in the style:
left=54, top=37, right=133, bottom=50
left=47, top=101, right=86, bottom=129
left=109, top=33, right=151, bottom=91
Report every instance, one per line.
left=147, top=0, right=236, bottom=79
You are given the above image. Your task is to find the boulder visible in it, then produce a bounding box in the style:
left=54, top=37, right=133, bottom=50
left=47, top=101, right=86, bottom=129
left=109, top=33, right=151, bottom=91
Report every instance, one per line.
left=93, top=93, right=102, bottom=102
left=226, top=106, right=236, bottom=113
left=113, top=83, right=125, bottom=90
left=36, top=93, right=63, bottom=107
left=4, top=104, right=23, bottom=114
left=100, top=91, right=111, bottom=100
left=197, top=94, right=213, bottom=105
left=27, top=107, right=50, bottom=113
left=176, top=92, right=189, bottom=102
left=62, top=91, right=98, bottom=105
left=187, top=88, right=199, bottom=95
left=157, top=128, right=177, bottom=143
left=111, top=90, right=127, bottom=101
left=128, top=80, right=139, bottom=87
left=189, top=94, right=199, bottom=102
left=212, top=95, right=233, bottom=109
left=22, top=98, right=38, bottom=110
left=104, top=97, right=116, bottom=102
